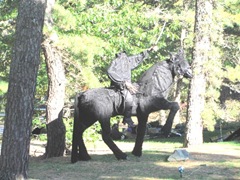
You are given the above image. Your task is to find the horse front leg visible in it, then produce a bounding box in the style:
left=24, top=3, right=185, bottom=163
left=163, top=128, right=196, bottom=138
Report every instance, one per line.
left=161, top=100, right=180, bottom=137
left=132, top=113, right=148, bottom=157
left=100, top=119, right=128, bottom=160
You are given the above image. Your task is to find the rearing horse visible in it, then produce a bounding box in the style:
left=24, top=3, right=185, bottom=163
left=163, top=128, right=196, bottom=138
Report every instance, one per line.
left=71, top=49, right=192, bottom=163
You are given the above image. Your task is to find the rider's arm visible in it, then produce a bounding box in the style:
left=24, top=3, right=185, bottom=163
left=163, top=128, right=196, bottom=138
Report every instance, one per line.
left=127, top=50, right=149, bottom=70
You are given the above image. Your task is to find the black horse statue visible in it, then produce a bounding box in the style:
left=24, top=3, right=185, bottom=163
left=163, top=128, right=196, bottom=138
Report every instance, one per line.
left=71, top=49, right=192, bottom=163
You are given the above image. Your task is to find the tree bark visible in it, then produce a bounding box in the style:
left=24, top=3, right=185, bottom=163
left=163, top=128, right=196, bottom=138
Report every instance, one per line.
left=173, top=0, right=191, bottom=126
left=42, top=38, right=66, bottom=158
left=173, top=79, right=183, bottom=125
left=0, top=0, right=46, bottom=179
left=184, top=0, right=213, bottom=147
left=41, top=0, right=66, bottom=158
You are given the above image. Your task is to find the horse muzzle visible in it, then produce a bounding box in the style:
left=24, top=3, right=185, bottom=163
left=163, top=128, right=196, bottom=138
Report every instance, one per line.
left=183, top=68, right=193, bottom=79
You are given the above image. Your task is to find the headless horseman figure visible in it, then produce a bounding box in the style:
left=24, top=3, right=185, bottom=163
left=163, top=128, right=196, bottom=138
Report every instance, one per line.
left=107, top=50, right=150, bottom=127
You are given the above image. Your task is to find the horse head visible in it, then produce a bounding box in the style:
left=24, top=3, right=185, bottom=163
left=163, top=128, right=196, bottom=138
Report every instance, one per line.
left=169, top=49, right=192, bottom=79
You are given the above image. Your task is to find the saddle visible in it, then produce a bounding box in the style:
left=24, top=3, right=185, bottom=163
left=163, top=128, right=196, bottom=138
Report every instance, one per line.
left=109, top=83, right=140, bottom=115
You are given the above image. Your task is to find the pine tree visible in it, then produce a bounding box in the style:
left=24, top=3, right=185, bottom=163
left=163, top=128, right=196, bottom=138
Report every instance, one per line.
left=184, top=0, right=213, bottom=147
left=0, top=0, right=46, bottom=179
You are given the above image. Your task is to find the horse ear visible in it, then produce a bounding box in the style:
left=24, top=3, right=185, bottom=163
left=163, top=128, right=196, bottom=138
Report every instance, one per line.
left=115, top=52, right=121, bottom=58
left=115, top=51, right=127, bottom=58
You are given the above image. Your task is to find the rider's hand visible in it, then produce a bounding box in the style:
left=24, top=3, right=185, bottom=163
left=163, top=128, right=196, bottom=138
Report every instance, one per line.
left=148, top=45, right=158, bottom=52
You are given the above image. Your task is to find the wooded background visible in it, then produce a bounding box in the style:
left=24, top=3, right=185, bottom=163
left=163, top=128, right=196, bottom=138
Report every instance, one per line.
left=0, top=0, right=239, bottom=179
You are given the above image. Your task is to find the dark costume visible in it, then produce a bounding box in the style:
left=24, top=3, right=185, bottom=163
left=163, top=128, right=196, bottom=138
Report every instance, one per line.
left=107, top=50, right=149, bottom=127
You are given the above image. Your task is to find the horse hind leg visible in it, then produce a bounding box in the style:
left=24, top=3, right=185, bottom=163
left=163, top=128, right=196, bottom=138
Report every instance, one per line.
left=71, top=122, right=92, bottom=163
left=100, top=119, right=128, bottom=160
left=78, top=127, right=92, bottom=161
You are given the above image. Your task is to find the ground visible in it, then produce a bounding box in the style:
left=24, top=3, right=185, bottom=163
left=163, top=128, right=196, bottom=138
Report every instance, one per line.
left=28, top=137, right=240, bottom=180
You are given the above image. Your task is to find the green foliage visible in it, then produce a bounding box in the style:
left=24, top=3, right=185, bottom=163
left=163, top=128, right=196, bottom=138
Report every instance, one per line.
left=0, top=0, right=17, bottom=78
left=69, top=1, right=184, bottom=84
left=80, top=2, right=160, bottom=52
left=0, top=0, right=18, bottom=18
left=58, top=0, right=88, bottom=12
left=224, top=0, right=240, bottom=15
left=201, top=46, right=224, bottom=130
left=64, top=116, right=121, bottom=145
left=32, top=118, right=45, bottom=129
left=58, top=34, right=110, bottom=88
left=0, top=19, right=15, bottom=81
left=0, top=81, right=7, bottom=112
left=31, top=117, right=47, bottom=141
left=35, top=58, right=48, bottom=100
left=53, top=4, right=77, bottom=32
left=199, top=0, right=239, bottom=130
left=224, top=100, right=240, bottom=121
left=0, top=81, right=8, bottom=93
left=64, top=118, right=73, bottom=146
left=54, top=1, right=185, bottom=90
left=82, top=122, right=102, bottom=143
left=1, top=0, right=240, bottom=145
left=202, top=101, right=225, bottom=131
left=37, top=0, right=240, bottom=140
left=225, top=65, right=240, bottom=82
left=0, top=1, right=17, bottom=113
left=81, top=116, right=122, bottom=143
left=222, top=35, right=240, bottom=67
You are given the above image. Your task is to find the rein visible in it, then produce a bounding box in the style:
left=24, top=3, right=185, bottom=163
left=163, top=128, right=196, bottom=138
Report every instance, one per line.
left=136, top=80, right=176, bottom=97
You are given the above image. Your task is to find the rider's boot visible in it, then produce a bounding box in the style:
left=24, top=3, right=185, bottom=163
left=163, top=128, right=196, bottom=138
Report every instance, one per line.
left=122, top=106, right=135, bottom=128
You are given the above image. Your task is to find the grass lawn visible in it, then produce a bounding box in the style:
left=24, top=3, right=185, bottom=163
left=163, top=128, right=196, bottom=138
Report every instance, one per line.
left=28, top=135, right=240, bottom=180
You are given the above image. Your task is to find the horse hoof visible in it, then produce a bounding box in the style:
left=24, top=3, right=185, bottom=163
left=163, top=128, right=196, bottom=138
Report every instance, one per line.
left=78, top=155, right=91, bottom=161
left=117, top=153, right=128, bottom=160
left=162, top=132, right=170, bottom=138
left=132, top=150, right=142, bottom=157
left=71, top=158, right=78, bottom=163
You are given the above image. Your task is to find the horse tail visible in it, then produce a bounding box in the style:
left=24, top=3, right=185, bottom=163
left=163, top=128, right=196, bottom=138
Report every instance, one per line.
left=71, top=92, right=82, bottom=163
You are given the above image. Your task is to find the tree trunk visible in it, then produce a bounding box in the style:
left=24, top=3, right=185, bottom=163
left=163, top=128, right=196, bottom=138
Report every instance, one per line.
left=42, top=38, right=66, bottom=158
left=173, top=0, right=191, bottom=126
left=173, top=79, right=183, bottom=125
left=184, top=0, right=213, bottom=147
left=0, top=0, right=46, bottom=179
left=41, top=0, right=66, bottom=158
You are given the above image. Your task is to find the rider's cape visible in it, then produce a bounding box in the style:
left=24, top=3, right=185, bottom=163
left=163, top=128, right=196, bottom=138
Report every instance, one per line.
left=138, top=60, right=174, bottom=98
